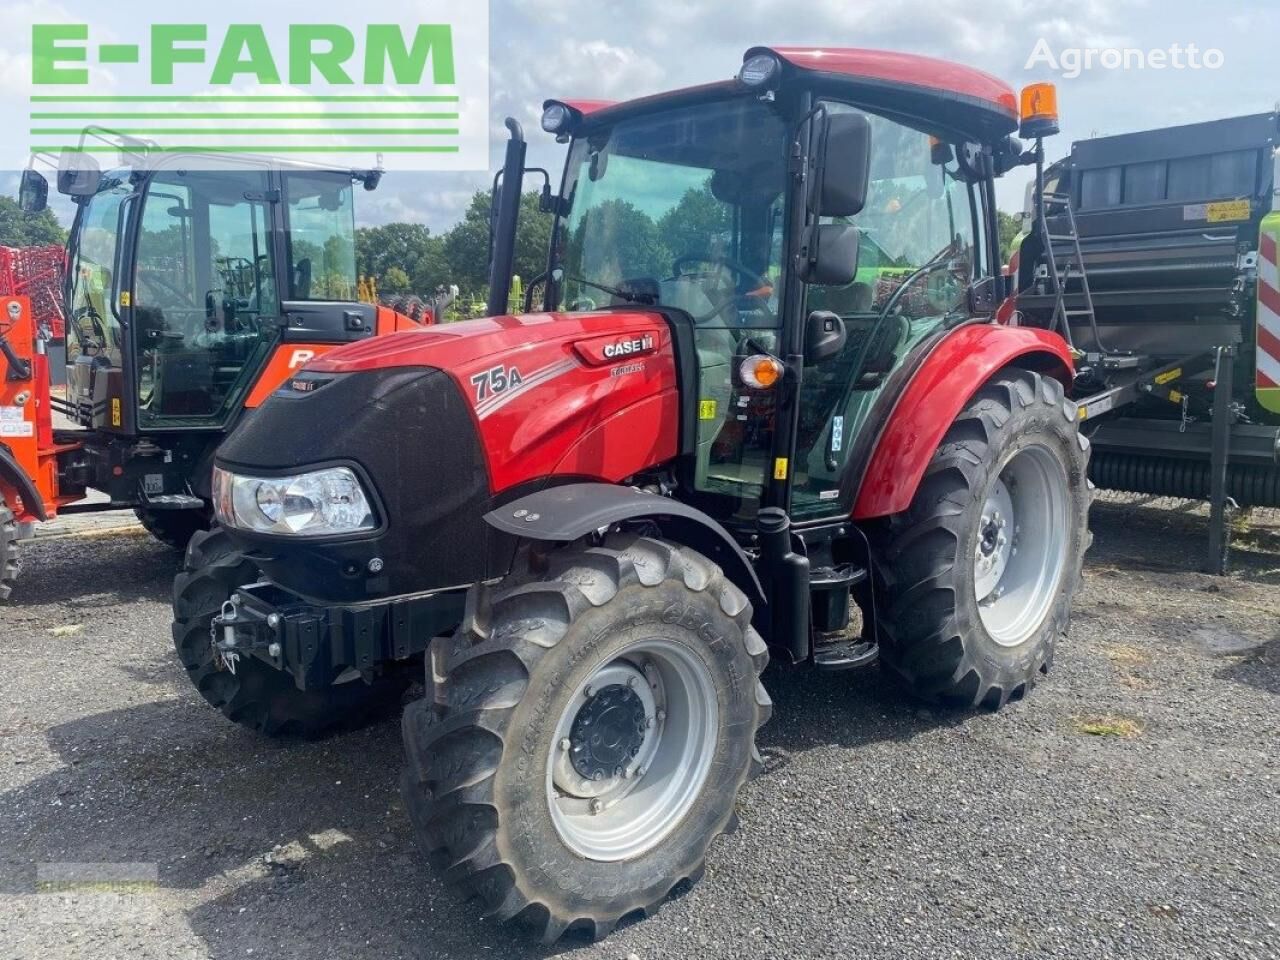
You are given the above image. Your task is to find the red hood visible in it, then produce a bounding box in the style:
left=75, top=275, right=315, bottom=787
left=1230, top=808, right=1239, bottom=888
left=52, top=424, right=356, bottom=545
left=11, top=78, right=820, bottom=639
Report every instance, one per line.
left=307, top=310, right=664, bottom=375
left=306, top=308, right=682, bottom=495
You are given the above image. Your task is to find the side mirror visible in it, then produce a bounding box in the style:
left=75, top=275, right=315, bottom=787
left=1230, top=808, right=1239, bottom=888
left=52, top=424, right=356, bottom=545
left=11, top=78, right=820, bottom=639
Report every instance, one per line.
left=18, top=170, right=49, bottom=213
left=805, top=310, right=847, bottom=365
left=813, top=112, right=871, bottom=217
left=56, top=151, right=101, bottom=198
left=801, top=223, right=860, bottom=286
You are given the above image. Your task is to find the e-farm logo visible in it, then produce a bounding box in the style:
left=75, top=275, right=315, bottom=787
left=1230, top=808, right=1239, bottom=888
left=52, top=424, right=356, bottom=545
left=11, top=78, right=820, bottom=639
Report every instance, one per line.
left=14, top=3, right=489, bottom=171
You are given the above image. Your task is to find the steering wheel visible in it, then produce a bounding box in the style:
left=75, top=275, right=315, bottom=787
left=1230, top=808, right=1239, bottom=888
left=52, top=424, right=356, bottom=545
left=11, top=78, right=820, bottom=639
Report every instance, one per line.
left=671, top=253, right=767, bottom=291
left=669, top=252, right=772, bottom=324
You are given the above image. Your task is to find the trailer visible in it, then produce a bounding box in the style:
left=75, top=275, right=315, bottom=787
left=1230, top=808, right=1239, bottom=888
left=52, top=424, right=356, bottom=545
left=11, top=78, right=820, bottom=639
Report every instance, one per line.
left=1013, top=111, right=1280, bottom=571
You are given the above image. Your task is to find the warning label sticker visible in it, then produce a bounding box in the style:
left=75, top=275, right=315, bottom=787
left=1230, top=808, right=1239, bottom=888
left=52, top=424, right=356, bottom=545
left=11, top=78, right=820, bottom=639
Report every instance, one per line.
left=1184, top=200, right=1251, bottom=223
left=0, top=406, right=23, bottom=422
left=0, top=421, right=33, bottom=438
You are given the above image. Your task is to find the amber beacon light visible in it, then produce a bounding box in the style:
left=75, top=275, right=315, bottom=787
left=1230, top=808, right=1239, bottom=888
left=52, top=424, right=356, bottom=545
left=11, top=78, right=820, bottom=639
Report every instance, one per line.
left=1019, top=82, right=1060, bottom=139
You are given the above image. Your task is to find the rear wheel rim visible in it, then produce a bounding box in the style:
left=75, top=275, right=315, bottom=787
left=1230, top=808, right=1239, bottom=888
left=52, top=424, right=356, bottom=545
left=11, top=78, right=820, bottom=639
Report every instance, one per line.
left=974, top=443, right=1070, bottom=647
left=546, top=637, right=718, bottom=862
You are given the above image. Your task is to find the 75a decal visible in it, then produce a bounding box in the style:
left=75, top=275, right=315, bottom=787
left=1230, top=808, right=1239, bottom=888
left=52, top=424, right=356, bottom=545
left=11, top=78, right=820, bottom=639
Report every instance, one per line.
left=470, top=364, right=524, bottom=402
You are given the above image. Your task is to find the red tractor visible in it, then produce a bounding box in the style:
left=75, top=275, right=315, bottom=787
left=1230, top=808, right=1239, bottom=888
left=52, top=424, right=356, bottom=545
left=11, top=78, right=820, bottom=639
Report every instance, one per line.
left=178, top=47, right=1091, bottom=939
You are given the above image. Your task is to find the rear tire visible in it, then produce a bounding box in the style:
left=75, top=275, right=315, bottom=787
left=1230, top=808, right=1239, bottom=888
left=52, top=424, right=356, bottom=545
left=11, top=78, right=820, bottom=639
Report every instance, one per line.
left=0, top=502, right=21, bottom=601
left=874, top=367, right=1091, bottom=709
left=171, top=527, right=411, bottom=737
left=401, top=534, right=770, bottom=942
left=135, top=505, right=211, bottom=551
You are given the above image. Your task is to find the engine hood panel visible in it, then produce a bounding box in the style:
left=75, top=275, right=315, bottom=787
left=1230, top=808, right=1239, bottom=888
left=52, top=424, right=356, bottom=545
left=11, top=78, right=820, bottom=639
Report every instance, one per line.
left=300, top=309, right=683, bottom=494
left=306, top=310, right=667, bottom=375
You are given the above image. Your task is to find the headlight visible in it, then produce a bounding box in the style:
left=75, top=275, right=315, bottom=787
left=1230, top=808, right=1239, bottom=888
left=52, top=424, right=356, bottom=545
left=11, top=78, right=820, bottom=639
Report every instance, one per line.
left=541, top=102, right=573, bottom=134
left=738, top=53, right=781, bottom=89
left=212, top=465, right=376, bottom=537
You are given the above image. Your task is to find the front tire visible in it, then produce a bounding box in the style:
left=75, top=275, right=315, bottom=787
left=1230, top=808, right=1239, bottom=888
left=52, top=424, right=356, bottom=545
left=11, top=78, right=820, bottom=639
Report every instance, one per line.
left=0, top=502, right=21, bottom=601
left=401, top=534, right=770, bottom=942
left=171, top=528, right=411, bottom=737
left=875, top=367, right=1091, bottom=709
left=135, top=505, right=211, bottom=551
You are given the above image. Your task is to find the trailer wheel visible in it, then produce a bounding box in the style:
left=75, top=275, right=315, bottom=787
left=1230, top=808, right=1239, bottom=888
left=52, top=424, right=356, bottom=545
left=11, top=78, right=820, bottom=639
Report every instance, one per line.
left=0, top=502, right=21, bottom=601
left=875, top=367, right=1090, bottom=709
left=135, top=506, right=211, bottom=551
left=401, top=534, right=770, bottom=942
left=171, top=528, right=411, bottom=737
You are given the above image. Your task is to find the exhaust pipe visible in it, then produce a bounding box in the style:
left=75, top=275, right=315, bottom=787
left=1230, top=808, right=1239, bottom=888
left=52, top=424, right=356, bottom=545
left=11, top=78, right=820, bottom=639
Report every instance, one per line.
left=486, top=118, right=526, bottom=318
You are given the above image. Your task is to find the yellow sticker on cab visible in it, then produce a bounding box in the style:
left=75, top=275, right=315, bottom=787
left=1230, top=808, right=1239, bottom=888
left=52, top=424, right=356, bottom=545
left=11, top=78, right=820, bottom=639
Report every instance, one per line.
left=698, top=399, right=717, bottom=420
left=1206, top=200, right=1250, bottom=223
left=773, top=457, right=788, bottom=480
left=111, top=398, right=121, bottom=427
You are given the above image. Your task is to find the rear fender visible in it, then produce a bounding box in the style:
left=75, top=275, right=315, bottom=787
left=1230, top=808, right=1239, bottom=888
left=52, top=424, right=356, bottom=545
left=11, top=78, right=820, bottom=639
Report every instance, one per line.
left=851, top=324, right=1074, bottom=520
left=484, top=482, right=766, bottom=612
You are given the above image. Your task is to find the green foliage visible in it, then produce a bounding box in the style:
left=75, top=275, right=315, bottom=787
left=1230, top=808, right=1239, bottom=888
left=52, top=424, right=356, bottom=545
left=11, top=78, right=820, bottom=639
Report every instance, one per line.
left=382, top=265, right=410, bottom=293
left=997, top=210, right=1023, bottom=264
left=356, top=189, right=553, bottom=308
left=0, top=196, right=67, bottom=247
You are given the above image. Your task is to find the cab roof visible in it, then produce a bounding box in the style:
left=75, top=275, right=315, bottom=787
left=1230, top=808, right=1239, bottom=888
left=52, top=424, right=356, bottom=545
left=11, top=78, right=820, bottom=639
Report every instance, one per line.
left=556, top=45, right=1021, bottom=145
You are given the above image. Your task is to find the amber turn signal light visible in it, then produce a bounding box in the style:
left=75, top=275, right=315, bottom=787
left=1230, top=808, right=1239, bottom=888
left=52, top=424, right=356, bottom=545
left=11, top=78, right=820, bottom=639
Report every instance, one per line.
left=739, top=354, right=784, bottom=390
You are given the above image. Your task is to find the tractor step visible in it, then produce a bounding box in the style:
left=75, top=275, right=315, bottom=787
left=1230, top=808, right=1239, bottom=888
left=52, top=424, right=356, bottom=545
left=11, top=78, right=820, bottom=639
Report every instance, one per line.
left=141, top=494, right=205, bottom=510
left=813, top=637, right=879, bottom=672
left=809, top=563, right=867, bottom=589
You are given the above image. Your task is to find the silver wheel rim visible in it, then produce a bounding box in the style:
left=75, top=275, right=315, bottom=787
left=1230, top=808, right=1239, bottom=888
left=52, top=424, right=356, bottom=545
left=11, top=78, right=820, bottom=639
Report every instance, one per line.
left=546, top=637, right=718, bottom=861
left=974, top=443, right=1070, bottom=647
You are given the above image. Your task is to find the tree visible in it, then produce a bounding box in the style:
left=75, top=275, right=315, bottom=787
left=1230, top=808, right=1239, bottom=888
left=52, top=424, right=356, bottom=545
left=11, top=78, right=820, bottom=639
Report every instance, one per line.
left=656, top=184, right=731, bottom=261
left=355, top=221, right=443, bottom=294
left=441, top=189, right=554, bottom=298
left=382, top=265, right=410, bottom=293
left=0, top=196, right=67, bottom=247
left=997, top=210, right=1023, bottom=264
left=564, top=198, right=666, bottom=286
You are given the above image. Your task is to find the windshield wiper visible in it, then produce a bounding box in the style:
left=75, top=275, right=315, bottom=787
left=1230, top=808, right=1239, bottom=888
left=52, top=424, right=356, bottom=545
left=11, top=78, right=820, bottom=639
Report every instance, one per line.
left=556, top=272, right=656, bottom=306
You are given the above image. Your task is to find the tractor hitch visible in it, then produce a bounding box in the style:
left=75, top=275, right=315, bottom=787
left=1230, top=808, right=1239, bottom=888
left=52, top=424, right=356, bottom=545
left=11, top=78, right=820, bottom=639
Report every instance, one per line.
left=210, top=580, right=465, bottom=691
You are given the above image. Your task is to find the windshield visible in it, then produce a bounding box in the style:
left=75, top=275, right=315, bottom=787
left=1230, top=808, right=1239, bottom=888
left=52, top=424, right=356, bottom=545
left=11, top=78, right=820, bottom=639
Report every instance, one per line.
left=285, top=172, right=358, bottom=301
left=554, top=96, right=788, bottom=327
left=553, top=96, right=791, bottom=518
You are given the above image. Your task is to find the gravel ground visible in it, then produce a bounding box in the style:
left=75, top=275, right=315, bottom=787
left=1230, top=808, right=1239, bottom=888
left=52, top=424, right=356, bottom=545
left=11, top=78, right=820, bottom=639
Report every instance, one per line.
left=1, top=496, right=1278, bottom=960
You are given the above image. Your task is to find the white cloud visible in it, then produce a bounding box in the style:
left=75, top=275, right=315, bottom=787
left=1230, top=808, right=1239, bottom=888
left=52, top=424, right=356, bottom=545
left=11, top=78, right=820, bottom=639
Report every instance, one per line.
left=6, top=0, right=1276, bottom=229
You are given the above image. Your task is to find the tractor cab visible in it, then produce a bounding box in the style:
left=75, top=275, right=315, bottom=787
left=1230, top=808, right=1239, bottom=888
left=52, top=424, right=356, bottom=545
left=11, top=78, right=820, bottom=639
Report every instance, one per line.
left=2, top=137, right=418, bottom=577
left=27, top=142, right=381, bottom=437
left=536, top=48, right=1026, bottom=530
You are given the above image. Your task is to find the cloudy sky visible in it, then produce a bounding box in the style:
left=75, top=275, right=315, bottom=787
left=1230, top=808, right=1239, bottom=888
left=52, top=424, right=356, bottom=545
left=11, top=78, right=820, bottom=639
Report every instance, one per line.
left=456, top=0, right=1278, bottom=226
left=4, top=0, right=1278, bottom=231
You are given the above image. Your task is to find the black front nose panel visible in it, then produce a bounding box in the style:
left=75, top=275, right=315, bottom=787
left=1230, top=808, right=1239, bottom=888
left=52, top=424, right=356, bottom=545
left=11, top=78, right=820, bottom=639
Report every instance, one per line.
left=215, top=366, right=502, bottom=602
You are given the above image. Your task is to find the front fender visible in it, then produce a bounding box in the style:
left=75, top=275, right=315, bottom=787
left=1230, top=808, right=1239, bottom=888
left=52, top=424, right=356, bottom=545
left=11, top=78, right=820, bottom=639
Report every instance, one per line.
left=0, top=442, right=48, bottom=522
left=851, top=324, right=1073, bottom=520
left=485, top=482, right=766, bottom=611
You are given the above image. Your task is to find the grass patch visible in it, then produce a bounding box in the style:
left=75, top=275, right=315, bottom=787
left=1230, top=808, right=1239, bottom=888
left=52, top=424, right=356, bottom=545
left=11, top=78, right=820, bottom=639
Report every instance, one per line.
left=1072, top=715, right=1144, bottom=738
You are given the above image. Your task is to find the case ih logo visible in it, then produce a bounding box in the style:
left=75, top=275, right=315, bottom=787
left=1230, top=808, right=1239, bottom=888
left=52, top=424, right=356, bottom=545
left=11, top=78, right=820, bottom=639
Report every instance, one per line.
left=603, top=335, right=655, bottom=359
